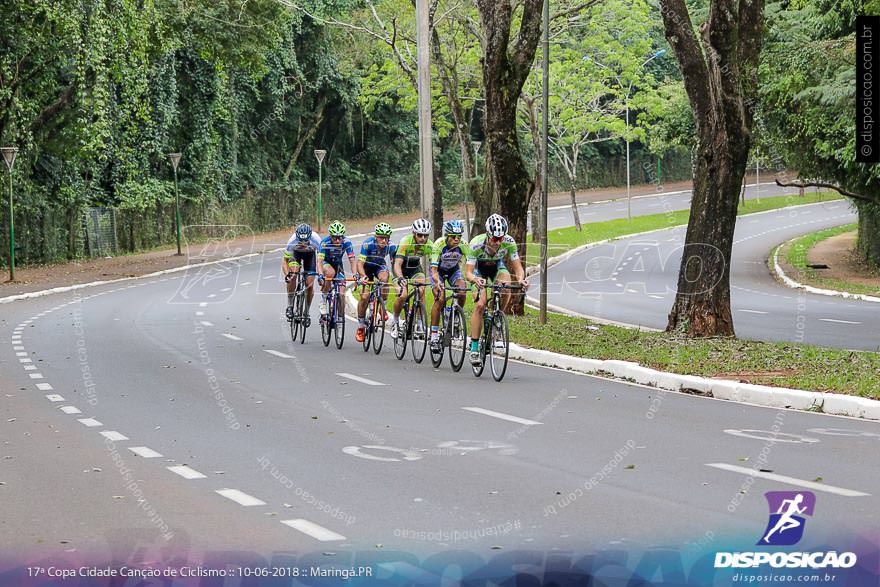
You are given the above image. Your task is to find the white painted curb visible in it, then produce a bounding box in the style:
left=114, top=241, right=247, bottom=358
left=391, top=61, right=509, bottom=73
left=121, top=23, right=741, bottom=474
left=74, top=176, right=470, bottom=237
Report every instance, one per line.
left=771, top=239, right=880, bottom=303
left=507, top=343, right=880, bottom=420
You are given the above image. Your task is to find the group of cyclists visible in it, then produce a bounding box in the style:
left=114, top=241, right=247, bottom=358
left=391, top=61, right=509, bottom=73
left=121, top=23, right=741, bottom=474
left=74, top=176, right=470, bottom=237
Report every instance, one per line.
left=282, top=213, right=528, bottom=367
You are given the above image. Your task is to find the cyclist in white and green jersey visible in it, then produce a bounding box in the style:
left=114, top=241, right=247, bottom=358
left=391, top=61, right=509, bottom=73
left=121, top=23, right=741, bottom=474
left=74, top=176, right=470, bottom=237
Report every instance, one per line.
left=465, top=214, right=528, bottom=366
left=429, top=219, right=469, bottom=353
left=390, top=218, right=433, bottom=339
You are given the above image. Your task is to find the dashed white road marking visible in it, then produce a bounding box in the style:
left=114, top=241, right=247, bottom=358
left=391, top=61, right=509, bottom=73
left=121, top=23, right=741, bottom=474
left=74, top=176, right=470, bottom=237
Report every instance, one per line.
left=281, top=519, right=346, bottom=542
left=335, top=373, right=386, bottom=386
left=462, top=407, right=543, bottom=426
left=60, top=406, right=82, bottom=414
left=207, top=294, right=217, bottom=298
left=739, top=309, right=769, bottom=315
left=23, top=365, right=36, bottom=371
left=818, top=318, right=861, bottom=325
left=221, top=287, right=232, bottom=292
left=45, top=394, right=65, bottom=402
left=222, top=333, right=243, bottom=341
left=168, top=465, right=207, bottom=480
left=264, top=349, right=294, bottom=359
left=196, top=311, right=204, bottom=316
left=100, top=431, right=129, bottom=441
left=78, top=418, right=103, bottom=427
left=15, top=352, right=27, bottom=357
left=18, top=358, right=31, bottom=363
left=129, top=446, right=163, bottom=458
left=13, top=346, right=24, bottom=350
left=35, top=383, right=53, bottom=391
left=240, top=281, right=252, bottom=286
left=216, top=488, right=266, bottom=507
left=199, top=302, right=208, bottom=307
left=200, top=321, right=214, bottom=327
left=28, top=373, right=44, bottom=379
left=648, top=295, right=665, bottom=300
left=706, top=463, right=870, bottom=497
left=263, top=275, right=274, bottom=280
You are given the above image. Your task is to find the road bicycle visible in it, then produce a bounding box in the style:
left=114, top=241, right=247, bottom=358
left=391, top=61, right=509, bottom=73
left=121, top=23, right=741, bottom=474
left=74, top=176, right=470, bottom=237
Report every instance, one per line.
left=320, top=277, right=355, bottom=349
left=287, top=270, right=318, bottom=344
left=471, top=282, right=523, bottom=382
left=429, top=286, right=469, bottom=371
left=361, top=279, right=389, bottom=355
left=392, top=281, right=430, bottom=363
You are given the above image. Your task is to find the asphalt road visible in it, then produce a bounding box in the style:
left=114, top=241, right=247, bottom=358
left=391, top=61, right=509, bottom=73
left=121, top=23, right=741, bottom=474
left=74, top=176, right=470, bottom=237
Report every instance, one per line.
left=1, top=235, right=878, bottom=565
left=538, top=198, right=877, bottom=350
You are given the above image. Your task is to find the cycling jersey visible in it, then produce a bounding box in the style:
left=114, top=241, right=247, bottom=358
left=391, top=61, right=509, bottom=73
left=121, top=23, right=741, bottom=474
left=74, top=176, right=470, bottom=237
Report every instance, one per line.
left=395, top=234, right=433, bottom=278
left=359, top=236, right=398, bottom=278
left=431, top=237, right=471, bottom=273
left=466, top=233, right=519, bottom=265
left=318, top=235, right=355, bottom=266
left=285, top=233, right=321, bottom=272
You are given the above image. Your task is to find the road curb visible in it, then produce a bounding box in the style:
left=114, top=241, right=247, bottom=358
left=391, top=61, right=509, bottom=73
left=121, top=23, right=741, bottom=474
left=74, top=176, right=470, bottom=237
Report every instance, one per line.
left=506, top=343, right=880, bottom=420
left=771, top=239, right=880, bottom=303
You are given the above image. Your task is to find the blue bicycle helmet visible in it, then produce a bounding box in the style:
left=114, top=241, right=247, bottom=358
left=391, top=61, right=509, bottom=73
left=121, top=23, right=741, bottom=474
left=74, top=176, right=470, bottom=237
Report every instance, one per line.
left=295, top=223, right=313, bottom=241
left=443, top=219, right=464, bottom=236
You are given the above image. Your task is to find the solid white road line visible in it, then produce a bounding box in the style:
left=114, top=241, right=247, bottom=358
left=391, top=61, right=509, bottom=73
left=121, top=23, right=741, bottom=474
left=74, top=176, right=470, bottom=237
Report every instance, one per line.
left=818, top=318, right=861, bottom=325
left=167, top=465, right=207, bottom=480
left=264, top=349, right=294, bottom=359
left=706, top=463, right=870, bottom=497
left=100, top=431, right=129, bottom=441
left=221, top=333, right=243, bottom=341
left=335, top=372, right=386, bottom=386
left=129, top=446, right=163, bottom=458
left=78, top=418, right=103, bottom=427
left=60, top=406, right=82, bottom=414
left=45, top=394, right=65, bottom=402
left=281, top=519, right=346, bottom=541
left=461, top=407, right=543, bottom=426
left=216, top=488, right=266, bottom=507
left=739, top=309, right=769, bottom=315
left=36, top=383, right=53, bottom=390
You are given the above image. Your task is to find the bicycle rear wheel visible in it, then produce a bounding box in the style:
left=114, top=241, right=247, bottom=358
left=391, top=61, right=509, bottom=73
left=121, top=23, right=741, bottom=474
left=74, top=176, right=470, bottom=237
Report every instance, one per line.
left=335, top=291, right=346, bottom=349
left=448, top=304, right=467, bottom=372
left=372, top=296, right=386, bottom=354
left=430, top=310, right=445, bottom=368
left=410, top=300, right=427, bottom=364
left=362, top=301, right=373, bottom=352
left=489, top=312, right=509, bottom=382
left=393, top=300, right=409, bottom=360
left=471, top=316, right=487, bottom=378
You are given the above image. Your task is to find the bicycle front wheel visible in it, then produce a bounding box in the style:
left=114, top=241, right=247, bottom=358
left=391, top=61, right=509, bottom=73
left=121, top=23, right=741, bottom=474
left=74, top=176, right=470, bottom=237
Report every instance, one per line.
left=448, top=305, right=467, bottom=372
left=430, top=311, right=445, bottom=368
left=489, top=312, right=509, bottom=382
left=297, top=292, right=308, bottom=344
left=335, top=292, right=346, bottom=349
left=410, top=300, right=428, bottom=364
left=321, top=294, right=332, bottom=347
left=394, top=301, right=409, bottom=360
left=372, top=297, right=386, bottom=354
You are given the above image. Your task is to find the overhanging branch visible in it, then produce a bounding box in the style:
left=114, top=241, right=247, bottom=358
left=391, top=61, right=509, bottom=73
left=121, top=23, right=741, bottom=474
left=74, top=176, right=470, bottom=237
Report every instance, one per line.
left=774, top=179, right=875, bottom=203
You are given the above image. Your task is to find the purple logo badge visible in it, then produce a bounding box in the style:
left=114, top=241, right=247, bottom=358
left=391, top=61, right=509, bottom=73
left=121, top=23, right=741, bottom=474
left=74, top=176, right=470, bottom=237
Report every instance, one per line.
left=758, top=491, right=816, bottom=546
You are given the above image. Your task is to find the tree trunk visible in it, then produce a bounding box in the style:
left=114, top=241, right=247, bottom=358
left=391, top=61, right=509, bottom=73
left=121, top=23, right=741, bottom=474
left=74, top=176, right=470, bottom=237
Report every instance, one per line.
left=856, top=202, right=880, bottom=268
left=660, top=0, right=766, bottom=337
left=475, top=0, right=544, bottom=316
left=282, top=93, right=328, bottom=182
left=569, top=174, right=582, bottom=232
left=431, top=159, right=444, bottom=237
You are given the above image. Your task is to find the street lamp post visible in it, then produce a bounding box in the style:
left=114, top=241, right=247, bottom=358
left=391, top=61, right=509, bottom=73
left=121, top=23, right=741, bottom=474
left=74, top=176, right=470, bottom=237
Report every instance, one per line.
left=584, top=49, right=665, bottom=220
left=315, top=149, right=327, bottom=231
left=168, top=153, right=182, bottom=256
left=468, top=140, right=481, bottom=241
left=1, top=147, right=18, bottom=281
left=539, top=0, right=549, bottom=325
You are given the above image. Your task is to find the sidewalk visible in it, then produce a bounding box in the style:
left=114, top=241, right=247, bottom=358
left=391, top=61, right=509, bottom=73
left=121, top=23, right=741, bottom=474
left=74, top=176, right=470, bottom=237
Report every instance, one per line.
left=0, top=179, right=696, bottom=297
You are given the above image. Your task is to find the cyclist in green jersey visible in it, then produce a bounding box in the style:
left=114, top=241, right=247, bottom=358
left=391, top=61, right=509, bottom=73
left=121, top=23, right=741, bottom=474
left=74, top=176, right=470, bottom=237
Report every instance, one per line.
left=390, top=218, right=433, bottom=339
left=429, top=220, right=469, bottom=353
left=465, top=214, right=528, bottom=366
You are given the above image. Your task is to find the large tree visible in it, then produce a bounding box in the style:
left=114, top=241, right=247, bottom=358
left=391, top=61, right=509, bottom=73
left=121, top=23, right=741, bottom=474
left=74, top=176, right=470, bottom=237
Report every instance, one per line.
left=659, top=0, right=765, bottom=336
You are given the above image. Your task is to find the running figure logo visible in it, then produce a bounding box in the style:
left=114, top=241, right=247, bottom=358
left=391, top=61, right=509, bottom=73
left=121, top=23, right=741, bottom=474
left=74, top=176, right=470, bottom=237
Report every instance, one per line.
left=758, top=491, right=816, bottom=546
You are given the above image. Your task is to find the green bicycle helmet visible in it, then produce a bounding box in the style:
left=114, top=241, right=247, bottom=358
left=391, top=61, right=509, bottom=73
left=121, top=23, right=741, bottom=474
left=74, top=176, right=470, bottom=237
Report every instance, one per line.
left=374, top=222, right=393, bottom=237
left=328, top=220, right=347, bottom=236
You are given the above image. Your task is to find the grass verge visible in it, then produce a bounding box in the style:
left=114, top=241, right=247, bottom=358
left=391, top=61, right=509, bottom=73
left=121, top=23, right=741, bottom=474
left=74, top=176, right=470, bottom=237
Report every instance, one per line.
left=779, top=224, right=880, bottom=297
left=507, top=309, right=880, bottom=398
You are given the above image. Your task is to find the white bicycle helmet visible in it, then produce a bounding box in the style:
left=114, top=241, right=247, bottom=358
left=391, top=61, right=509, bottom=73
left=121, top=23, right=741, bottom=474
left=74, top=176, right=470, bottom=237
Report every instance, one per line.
left=485, top=214, right=508, bottom=237
left=412, top=218, right=432, bottom=235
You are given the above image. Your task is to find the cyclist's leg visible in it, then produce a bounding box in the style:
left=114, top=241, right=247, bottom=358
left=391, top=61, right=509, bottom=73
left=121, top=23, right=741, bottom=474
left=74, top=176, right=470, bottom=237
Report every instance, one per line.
left=377, top=268, right=391, bottom=315
left=496, top=262, right=512, bottom=312
left=430, top=271, right=446, bottom=329
left=452, top=273, right=467, bottom=308
left=470, top=267, right=491, bottom=346
left=357, top=265, right=376, bottom=324
left=322, top=263, right=336, bottom=295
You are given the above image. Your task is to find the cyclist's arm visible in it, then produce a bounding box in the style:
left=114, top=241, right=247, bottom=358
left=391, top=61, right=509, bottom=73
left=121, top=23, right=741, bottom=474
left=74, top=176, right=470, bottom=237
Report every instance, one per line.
left=465, top=260, right=479, bottom=284
left=392, top=255, right=404, bottom=281
left=282, top=249, right=293, bottom=274
left=357, top=247, right=368, bottom=279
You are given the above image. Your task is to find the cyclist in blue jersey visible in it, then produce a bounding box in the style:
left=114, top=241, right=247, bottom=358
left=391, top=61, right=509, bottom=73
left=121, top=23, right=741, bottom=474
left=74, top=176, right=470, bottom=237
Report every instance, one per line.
left=429, top=220, right=469, bottom=353
left=282, top=223, right=321, bottom=325
left=317, top=220, right=358, bottom=319
left=356, top=222, right=398, bottom=343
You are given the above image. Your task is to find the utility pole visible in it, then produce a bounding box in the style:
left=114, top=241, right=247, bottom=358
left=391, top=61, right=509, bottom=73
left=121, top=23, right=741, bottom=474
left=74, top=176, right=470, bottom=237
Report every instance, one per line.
left=415, top=0, right=435, bottom=233
left=539, top=0, right=549, bottom=325
left=315, top=149, right=327, bottom=231
left=168, top=153, right=182, bottom=255
left=1, top=147, right=18, bottom=281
